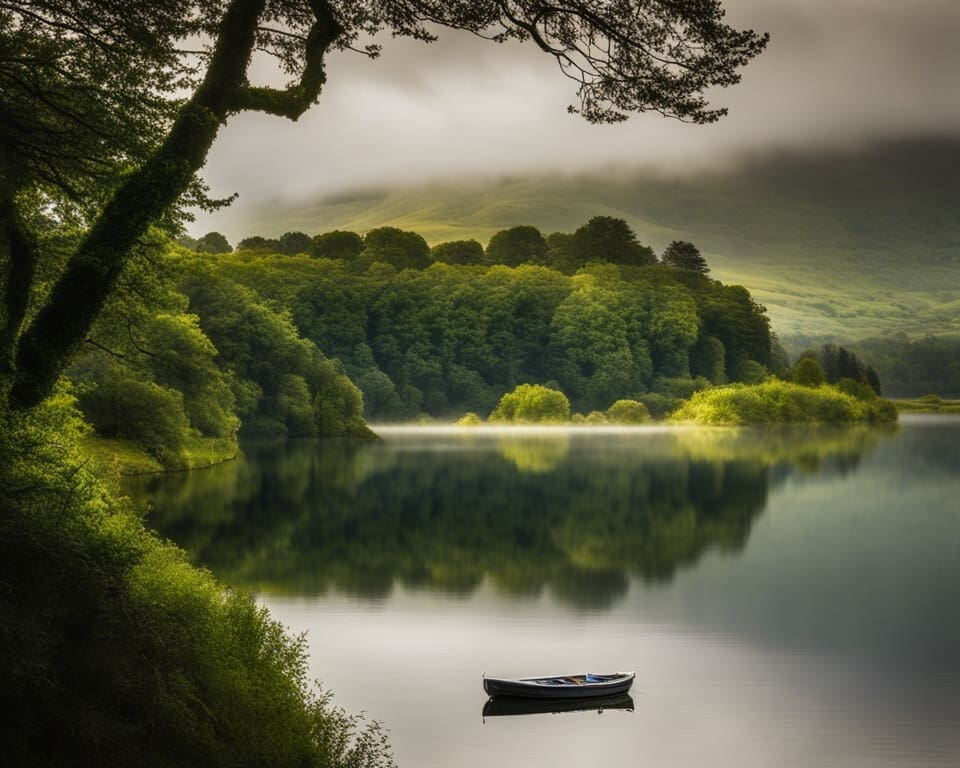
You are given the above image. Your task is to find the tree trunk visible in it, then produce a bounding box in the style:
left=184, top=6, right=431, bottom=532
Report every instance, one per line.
left=7, top=0, right=340, bottom=411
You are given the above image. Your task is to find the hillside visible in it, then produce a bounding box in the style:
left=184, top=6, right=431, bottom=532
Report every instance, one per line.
left=218, top=140, right=960, bottom=343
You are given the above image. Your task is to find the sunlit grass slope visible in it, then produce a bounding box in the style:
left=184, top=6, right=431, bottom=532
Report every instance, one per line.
left=241, top=140, right=960, bottom=342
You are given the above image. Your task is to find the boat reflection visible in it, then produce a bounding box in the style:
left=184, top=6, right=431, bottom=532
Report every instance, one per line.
left=482, top=693, right=634, bottom=719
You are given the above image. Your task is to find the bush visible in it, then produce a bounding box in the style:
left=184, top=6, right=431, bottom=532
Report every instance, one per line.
left=671, top=380, right=898, bottom=425
left=456, top=412, right=482, bottom=426
left=835, top=377, right=877, bottom=401
left=0, top=396, right=393, bottom=768
left=794, top=357, right=827, bottom=387
left=575, top=410, right=609, bottom=424
left=489, top=384, right=571, bottom=424
left=606, top=399, right=650, bottom=424
left=77, top=368, right=193, bottom=466
left=637, top=392, right=682, bottom=420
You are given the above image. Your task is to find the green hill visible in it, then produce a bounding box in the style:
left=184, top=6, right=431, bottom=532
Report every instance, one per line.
left=230, top=140, right=960, bottom=343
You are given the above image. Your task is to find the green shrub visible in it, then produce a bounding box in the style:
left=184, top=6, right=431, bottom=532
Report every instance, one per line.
left=456, top=412, right=482, bottom=426
left=489, top=384, right=570, bottom=424
left=77, top=368, right=193, bottom=466
left=794, top=357, right=827, bottom=387
left=582, top=410, right=609, bottom=424
left=606, top=399, right=651, bottom=424
left=671, top=380, right=898, bottom=425
left=835, top=377, right=877, bottom=401
left=637, top=392, right=682, bottom=420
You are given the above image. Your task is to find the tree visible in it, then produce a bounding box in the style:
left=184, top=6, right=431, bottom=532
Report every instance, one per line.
left=237, top=235, right=282, bottom=252
left=485, top=226, right=547, bottom=267
left=571, top=216, right=656, bottom=267
left=310, top=230, right=364, bottom=261
left=1, top=0, right=767, bottom=413
left=662, top=240, right=709, bottom=274
left=794, top=357, right=827, bottom=387
left=489, top=384, right=570, bottom=424
left=431, top=239, right=485, bottom=266
left=361, top=227, right=430, bottom=271
left=544, top=232, right=580, bottom=274
left=196, top=231, right=233, bottom=254
left=606, top=399, right=650, bottom=424
left=278, top=230, right=312, bottom=255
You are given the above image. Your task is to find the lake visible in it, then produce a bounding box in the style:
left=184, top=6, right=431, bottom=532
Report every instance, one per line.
left=126, top=415, right=960, bottom=767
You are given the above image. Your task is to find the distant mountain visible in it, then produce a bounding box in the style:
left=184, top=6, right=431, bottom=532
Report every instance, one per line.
left=230, top=139, right=960, bottom=343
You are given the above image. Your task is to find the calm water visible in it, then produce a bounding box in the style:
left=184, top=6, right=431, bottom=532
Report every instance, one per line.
left=127, top=416, right=960, bottom=767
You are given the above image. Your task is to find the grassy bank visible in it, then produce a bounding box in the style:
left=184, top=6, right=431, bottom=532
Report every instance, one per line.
left=892, top=395, right=960, bottom=414
left=80, top=435, right=239, bottom=476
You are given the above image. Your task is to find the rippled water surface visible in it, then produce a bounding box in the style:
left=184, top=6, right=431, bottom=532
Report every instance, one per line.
left=128, top=416, right=960, bottom=767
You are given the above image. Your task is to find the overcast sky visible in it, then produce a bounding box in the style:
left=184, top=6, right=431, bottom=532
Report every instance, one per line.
left=192, top=0, right=960, bottom=235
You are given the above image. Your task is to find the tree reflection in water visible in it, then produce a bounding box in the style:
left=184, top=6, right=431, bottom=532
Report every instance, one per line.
left=126, top=425, right=893, bottom=609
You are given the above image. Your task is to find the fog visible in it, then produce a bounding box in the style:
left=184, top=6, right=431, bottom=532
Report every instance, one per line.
left=192, top=0, right=960, bottom=234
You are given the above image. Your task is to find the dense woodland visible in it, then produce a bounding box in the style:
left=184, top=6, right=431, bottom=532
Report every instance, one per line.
left=175, top=219, right=775, bottom=423
left=64, top=214, right=904, bottom=468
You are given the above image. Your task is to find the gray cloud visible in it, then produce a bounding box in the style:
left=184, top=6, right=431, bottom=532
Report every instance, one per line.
left=193, top=0, right=960, bottom=236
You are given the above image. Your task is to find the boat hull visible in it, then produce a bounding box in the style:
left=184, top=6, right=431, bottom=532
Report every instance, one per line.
left=483, top=693, right=634, bottom=717
left=483, top=672, right=634, bottom=699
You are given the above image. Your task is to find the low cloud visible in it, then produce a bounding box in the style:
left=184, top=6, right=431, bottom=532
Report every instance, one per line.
left=193, top=0, right=960, bottom=234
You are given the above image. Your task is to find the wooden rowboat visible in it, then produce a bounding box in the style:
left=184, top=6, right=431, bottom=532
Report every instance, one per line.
left=483, top=671, right=635, bottom=699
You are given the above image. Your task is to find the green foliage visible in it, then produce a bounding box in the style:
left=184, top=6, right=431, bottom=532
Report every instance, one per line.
left=485, top=226, right=548, bottom=267
left=76, top=365, right=192, bottom=466
left=652, top=376, right=712, bottom=400
left=178, top=256, right=370, bottom=438
left=550, top=276, right=646, bottom=412
left=835, top=377, right=879, bottom=401
left=606, top=399, right=650, bottom=424
left=662, top=240, right=709, bottom=274
left=672, top=380, right=898, bottom=425
left=278, top=231, right=312, bottom=255
left=456, top=411, right=482, bottom=426
left=0, top=396, right=393, bottom=768
left=217, top=234, right=773, bottom=420
left=690, top=334, right=727, bottom=384
left=489, top=384, right=571, bottom=424
left=794, top=357, right=827, bottom=387
left=892, top=395, right=960, bottom=413
left=309, top=230, right=365, bottom=261
left=636, top=392, right=682, bottom=420
left=362, top=227, right=430, bottom=271
left=431, top=239, right=485, bottom=265
left=545, top=232, right=580, bottom=274
left=853, top=334, right=960, bottom=397
left=238, top=235, right=282, bottom=252
left=571, top=216, right=657, bottom=268
left=65, top=248, right=241, bottom=466
left=798, top=343, right=881, bottom=395
left=196, top=231, right=232, bottom=254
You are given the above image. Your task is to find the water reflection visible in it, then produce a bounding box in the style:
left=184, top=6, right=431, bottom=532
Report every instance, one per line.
left=482, top=693, right=634, bottom=719
left=126, top=425, right=893, bottom=608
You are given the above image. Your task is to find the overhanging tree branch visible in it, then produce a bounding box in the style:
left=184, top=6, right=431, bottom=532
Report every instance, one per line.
left=227, top=1, right=342, bottom=119
left=7, top=0, right=344, bottom=410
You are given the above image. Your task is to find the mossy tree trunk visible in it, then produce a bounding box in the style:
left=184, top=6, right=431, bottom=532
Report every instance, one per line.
left=2, top=0, right=342, bottom=412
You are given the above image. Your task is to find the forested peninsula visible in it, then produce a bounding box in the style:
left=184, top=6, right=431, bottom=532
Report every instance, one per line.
left=54, top=214, right=897, bottom=474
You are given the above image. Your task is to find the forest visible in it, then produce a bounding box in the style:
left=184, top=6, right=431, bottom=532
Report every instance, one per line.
left=188, top=218, right=775, bottom=419
left=56, top=214, right=901, bottom=471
